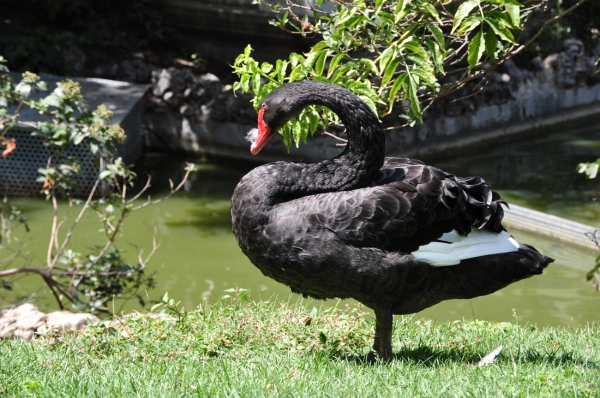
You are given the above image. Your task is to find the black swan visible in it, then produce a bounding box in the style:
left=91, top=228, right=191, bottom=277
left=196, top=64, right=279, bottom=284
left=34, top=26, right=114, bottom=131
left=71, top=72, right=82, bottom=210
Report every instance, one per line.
left=231, top=81, right=553, bottom=361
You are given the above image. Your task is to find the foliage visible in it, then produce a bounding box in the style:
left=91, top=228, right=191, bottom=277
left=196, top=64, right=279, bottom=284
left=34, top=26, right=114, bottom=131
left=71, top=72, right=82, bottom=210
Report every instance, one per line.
left=0, top=294, right=599, bottom=396
left=577, top=160, right=600, bottom=290
left=0, top=0, right=174, bottom=74
left=233, top=0, right=570, bottom=149
left=0, top=56, right=195, bottom=313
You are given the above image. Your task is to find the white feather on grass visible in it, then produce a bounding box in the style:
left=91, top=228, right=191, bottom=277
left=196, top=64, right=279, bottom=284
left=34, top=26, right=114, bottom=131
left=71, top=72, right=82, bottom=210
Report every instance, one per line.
left=478, top=345, right=503, bottom=367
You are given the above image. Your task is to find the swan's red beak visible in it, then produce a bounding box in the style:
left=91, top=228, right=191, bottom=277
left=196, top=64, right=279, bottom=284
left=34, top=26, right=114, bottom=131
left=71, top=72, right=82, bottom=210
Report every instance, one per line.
left=250, top=108, right=272, bottom=155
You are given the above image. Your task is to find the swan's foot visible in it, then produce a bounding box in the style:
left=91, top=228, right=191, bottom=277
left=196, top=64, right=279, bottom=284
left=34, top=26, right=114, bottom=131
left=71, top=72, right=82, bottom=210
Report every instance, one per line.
left=373, top=308, right=393, bottom=362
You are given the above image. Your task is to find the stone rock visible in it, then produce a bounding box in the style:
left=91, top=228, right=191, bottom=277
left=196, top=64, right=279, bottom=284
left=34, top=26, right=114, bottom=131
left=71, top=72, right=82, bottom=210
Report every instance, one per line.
left=120, top=58, right=158, bottom=84
left=543, top=39, right=599, bottom=88
left=152, top=69, right=173, bottom=97
left=145, top=65, right=258, bottom=153
left=0, top=303, right=99, bottom=340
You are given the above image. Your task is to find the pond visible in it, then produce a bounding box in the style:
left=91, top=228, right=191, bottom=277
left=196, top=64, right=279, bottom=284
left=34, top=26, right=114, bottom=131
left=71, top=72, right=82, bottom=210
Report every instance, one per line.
left=2, top=115, right=600, bottom=327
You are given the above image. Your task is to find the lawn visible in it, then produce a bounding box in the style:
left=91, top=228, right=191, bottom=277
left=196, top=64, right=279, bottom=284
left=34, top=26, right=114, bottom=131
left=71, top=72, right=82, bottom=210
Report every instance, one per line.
left=1, top=294, right=598, bottom=397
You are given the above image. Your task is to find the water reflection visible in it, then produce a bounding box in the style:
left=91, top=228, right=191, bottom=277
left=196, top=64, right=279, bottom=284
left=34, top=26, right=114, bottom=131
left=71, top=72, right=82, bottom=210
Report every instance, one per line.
left=165, top=200, right=232, bottom=232
left=421, top=115, right=600, bottom=193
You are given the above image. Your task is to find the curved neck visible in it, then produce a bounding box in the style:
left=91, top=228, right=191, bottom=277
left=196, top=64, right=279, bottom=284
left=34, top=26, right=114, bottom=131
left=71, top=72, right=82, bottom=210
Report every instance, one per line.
left=271, top=82, right=385, bottom=198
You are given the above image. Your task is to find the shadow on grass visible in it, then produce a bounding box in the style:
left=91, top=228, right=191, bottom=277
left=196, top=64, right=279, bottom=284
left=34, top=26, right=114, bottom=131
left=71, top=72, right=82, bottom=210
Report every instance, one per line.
left=341, top=346, right=598, bottom=368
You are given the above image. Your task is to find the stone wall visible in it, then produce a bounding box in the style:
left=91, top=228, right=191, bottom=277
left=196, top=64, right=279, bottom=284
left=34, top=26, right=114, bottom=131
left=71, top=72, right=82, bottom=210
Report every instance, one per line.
left=155, top=0, right=318, bottom=66
left=143, top=39, right=600, bottom=163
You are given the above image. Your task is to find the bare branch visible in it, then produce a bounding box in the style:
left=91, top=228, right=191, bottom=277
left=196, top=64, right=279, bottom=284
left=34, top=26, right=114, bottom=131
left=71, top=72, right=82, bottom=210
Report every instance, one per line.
left=131, top=167, right=192, bottom=211
left=50, top=179, right=100, bottom=270
left=126, top=175, right=152, bottom=204
left=503, top=0, right=590, bottom=59
left=320, top=131, right=348, bottom=143
left=46, top=190, right=59, bottom=268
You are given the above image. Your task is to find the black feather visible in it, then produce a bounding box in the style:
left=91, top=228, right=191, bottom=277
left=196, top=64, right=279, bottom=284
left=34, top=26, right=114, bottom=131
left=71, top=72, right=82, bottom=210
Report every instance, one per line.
left=230, top=81, right=553, bottom=359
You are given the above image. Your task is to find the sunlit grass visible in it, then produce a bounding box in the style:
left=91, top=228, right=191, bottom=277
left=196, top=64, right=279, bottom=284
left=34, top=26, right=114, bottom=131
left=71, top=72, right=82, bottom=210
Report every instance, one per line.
left=1, top=293, right=598, bottom=397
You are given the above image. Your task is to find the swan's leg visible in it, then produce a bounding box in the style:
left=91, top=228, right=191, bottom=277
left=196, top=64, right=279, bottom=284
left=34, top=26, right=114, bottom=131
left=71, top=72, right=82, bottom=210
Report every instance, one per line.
left=373, top=308, right=393, bottom=362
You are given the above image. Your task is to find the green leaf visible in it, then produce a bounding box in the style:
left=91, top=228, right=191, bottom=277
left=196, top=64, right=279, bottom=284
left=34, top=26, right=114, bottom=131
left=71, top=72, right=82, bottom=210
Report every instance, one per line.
left=291, top=119, right=303, bottom=148
left=240, top=74, right=250, bottom=93
left=36, top=81, right=49, bottom=91
left=485, top=0, right=522, bottom=5
left=282, top=127, right=291, bottom=150
left=404, top=40, right=433, bottom=72
left=330, top=63, right=353, bottom=83
left=387, top=72, right=408, bottom=114
left=504, top=4, right=521, bottom=28
left=407, top=72, right=422, bottom=123
left=261, top=62, right=273, bottom=74
left=314, top=50, right=330, bottom=76
left=352, top=84, right=384, bottom=104
left=484, top=28, right=498, bottom=58
left=319, top=331, right=327, bottom=345
left=578, top=161, right=600, bottom=179
left=411, top=68, right=436, bottom=86
left=427, top=25, right=446, bottom=51
left=394, top=0, right=407, bottom=23
left=457, top=15, right=483, bottom=34
left=42, top=94, right=61, bottom=108
left=304, top=49, right=322, bottom=69
left=486, top=18, right=515, bottom=43
left=452, top=0, right=479, bottom=34
left=359, top=95, right=378, bottom=114
left=327, top=53, right=345, bottom=78
left=421, top=3, right=442, bottom=23
left=381, top=58, right=401, bottom=87
left=14, top=82, right=31, bottom=98
left=468, top=29, right=485, bottom=72
left=289, top=67, right=307, bottom=82
left=310, top=41, right=331, bottom=54
left=425, top=40, right=445, bottom=74
left=378, top=46, right=396, bottom=75
left=73, top=134, right=85, bottom=146
left=99, top=170, right=112, bottom=179
left=252, top=72, right=261, bottom=94
left=276, top=60, right=288, bottom=82
left=309, top=109, right=320, bottom=134
left=360, top=58, right=378, bottom=75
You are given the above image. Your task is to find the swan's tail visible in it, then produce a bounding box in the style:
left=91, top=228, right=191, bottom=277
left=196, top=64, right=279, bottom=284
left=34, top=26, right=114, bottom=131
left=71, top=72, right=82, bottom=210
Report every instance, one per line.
left=446, top=242, right=554, bottom=299
left=391, top=242, right=553, bottom=314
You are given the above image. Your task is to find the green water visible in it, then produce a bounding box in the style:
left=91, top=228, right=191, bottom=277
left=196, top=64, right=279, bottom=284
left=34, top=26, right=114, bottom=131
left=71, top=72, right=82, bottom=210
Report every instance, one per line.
left=2, top=116, right=600, bottom=327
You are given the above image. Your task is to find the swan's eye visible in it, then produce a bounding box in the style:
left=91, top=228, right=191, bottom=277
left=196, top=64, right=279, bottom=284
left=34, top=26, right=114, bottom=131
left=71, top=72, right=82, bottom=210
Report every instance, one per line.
left=261, top=104, right=267, bottom=109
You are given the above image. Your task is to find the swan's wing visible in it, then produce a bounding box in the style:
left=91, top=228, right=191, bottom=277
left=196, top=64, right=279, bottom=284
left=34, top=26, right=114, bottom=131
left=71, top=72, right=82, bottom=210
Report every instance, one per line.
left=269, top=158, right=505, bottom=253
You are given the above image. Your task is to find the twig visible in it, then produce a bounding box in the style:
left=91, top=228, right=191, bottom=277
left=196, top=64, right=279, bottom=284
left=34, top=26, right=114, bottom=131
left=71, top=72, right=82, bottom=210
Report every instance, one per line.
left=49, top=179, right=100, bottom=270
left=126, top=175, right=152, bottom=204
left=138, top=225, right=160, bottom=267
left=504, top=0, right=589, bottom=59
left=131, top=168, right=192, bottom=211
left=321, top=131, right=348, bottom=143
left=46, top=189, right=59, bottom=268
left=0, top=239, right=30, bottom=266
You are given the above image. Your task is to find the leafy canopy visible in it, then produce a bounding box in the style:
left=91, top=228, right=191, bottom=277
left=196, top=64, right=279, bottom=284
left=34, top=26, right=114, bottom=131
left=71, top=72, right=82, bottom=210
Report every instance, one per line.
left=233, top=0, right=548, bottom=149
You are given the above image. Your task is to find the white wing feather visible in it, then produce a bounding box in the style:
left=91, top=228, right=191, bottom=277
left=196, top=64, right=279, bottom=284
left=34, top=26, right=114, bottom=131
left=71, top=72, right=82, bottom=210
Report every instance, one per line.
left=411, top=229, right=519, bottom=267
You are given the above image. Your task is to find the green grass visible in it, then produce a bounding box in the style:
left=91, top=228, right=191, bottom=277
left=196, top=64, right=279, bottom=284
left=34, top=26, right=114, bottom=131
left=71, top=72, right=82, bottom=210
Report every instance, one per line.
left=0, top=295, right=598, bottom=397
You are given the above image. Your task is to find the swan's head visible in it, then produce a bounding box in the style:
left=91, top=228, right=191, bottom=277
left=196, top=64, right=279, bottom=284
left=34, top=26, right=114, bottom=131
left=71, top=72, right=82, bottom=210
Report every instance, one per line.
left=248, top=103, right=273, bottom=155
left=249, top=86, right=305, bottom=155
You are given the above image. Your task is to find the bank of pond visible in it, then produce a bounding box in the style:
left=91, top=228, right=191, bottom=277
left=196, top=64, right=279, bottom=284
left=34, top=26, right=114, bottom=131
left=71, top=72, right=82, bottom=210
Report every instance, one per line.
left=2, top=116, right=600, bottom=327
